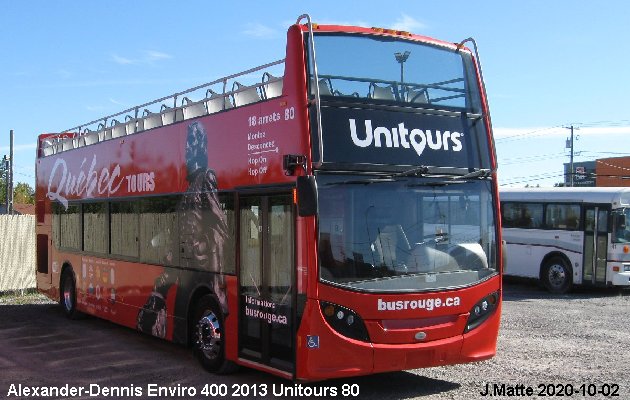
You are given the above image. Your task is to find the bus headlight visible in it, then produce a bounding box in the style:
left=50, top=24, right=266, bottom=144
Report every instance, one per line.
left=464, top=292, right=499, bottom=333
left=320, top=301, right=370, bottom=342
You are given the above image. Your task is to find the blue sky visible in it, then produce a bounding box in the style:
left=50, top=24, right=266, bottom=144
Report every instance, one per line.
left=1, top=1, right=629, bottom=188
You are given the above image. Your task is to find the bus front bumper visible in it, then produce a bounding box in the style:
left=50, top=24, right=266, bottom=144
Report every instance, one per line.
left=609, top=268, right=630, bottom=286
left=295, top=299, right=500, bottom=381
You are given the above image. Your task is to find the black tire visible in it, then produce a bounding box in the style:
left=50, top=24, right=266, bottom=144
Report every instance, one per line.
left=60, top=269, right=83, bottom=319
left=542, top=256, right=573, bottom=294
left=191, top=295, right=237, bottom=374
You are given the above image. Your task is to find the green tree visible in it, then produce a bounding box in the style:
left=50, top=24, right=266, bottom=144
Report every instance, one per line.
left=0, top=175, right=6, bottom=205
left=13, top=182, right=35, bottom=204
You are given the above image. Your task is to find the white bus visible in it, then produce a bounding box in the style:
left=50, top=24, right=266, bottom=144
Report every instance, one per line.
left=500, top=188, right=630, bottom=293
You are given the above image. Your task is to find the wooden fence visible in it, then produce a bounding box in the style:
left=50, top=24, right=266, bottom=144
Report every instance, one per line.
left=0, top=215, right=36, bottom=291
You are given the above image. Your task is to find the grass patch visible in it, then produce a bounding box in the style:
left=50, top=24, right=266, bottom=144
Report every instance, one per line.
left=0, top=289, right=55, bottom=305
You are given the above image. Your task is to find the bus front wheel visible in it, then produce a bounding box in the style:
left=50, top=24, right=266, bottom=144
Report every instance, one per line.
left=192, top=295, right=237, bottom=374
left=542, top=257, right=572, bottom=294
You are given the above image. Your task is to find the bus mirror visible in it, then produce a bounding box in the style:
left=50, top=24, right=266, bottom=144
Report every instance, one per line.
left=297, top=176, right=318, bottom=217
left=615, top=214, right=626, bottom=227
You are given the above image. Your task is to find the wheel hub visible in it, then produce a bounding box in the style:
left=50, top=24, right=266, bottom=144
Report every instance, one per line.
left=548, top=264, right=566, bottom=287
left=63, top=278, right=73, bottom=311
left=195, top=312, right=221, bottom=360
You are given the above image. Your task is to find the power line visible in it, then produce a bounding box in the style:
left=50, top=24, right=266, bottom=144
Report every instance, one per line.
left=574, top=119, right=630, bottom=128
left=499, top=152, right=566, bottom=166
left=495, top=126, right=563, bottom=143
left=580, top=151, right=630, bottom=156
left=499, top=173, right=564, bottom=186
left=495, top=119, right=630, bottom=143
left=13, top=171, right=35, bottom=179
left=500, top=171, right=563, bottom=182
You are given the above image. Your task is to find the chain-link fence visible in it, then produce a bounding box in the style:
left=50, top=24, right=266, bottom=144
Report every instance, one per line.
left=0, top=215, right=36, bottom=292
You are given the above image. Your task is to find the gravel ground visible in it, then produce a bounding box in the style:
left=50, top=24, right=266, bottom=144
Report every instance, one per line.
left=0, top=282, right=628, bottom=400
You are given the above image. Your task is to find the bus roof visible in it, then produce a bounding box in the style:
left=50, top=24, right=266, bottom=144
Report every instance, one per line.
left=500, top=187, right=630, bottom=208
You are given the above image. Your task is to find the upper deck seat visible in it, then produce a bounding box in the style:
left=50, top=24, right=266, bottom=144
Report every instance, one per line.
left=125, top=115, right=143, bottom=135
left=61, top=136, right=76, bottom=151
left=182, top=97, right=207, bottom=119
left=111, top=119, right=126, bottom=138
left=160, top=104, right=184, bottom=125
left=205, top=89, right=233, bottom=114
left=96, top=123, right=112, bottom=142
left=75, top=132, right=86, bottom=148
left=143, top=110, right=163, bottom=130
left=369, top=83, right=397, bottom=101
left=406, top=87, right=429, bottom=104
left=83, top=129, right=99, bottom=145
left=42, top=139, right=56, bottom=156
left=262, top=72, right=283, bottom=99
left=232, top=82, right=261, bottom=107
left=310, top=78, right=333, bottom=96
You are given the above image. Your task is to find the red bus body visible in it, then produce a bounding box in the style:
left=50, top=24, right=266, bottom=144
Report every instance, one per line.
left=36, top=19, right=501, bottom=381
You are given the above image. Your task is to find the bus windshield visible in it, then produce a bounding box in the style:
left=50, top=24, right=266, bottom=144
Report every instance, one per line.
left=310, top=33, right=482, bottom=112
left=317, top=174, right=498, bottom=292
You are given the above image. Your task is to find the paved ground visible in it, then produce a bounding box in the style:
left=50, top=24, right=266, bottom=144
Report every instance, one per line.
left=0, top=282, right=628, bottom=399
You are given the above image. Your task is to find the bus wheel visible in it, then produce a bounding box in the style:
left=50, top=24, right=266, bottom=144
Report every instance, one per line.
left=192, top=295, right=237, bottom=374
left=542, top=257, right=572, bottom=294
left=60, top=269, right=82, bottom=319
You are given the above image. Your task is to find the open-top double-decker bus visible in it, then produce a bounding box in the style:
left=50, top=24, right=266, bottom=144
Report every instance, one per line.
left=35, top=15, right=501, bottom=381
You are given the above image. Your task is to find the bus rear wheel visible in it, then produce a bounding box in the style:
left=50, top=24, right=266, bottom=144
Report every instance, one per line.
left=542, top=257, right=572, bottom=294
left=191, top=295, right=237, bottom=374
left=60, top=269, right=82, bottom=319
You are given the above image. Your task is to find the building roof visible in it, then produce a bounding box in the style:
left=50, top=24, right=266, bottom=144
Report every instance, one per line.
left=0, top=203, right=35, bottom=215
left=13, top=203, right=35, bottom=215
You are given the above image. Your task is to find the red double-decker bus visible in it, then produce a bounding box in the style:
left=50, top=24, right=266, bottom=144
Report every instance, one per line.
left=35, top=15, right=501, bottom=381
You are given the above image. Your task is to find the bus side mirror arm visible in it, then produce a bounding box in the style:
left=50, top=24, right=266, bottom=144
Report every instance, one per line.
left=297, top=176, right=318, bottom=217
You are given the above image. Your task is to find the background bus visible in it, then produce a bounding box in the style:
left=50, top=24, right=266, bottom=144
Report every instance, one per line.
left=501, top=188, right=630, bottom=293
left=35, top=15, right=501, bottom=381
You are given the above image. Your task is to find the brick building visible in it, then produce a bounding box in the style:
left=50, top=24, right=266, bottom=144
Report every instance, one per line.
left=596, top=156, right=630, bottom=187
left=563, top=156, right=630, bottom=187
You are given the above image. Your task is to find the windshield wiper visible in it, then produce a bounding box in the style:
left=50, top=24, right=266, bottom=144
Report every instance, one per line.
left=394, top=166, right=493, bottom=180
left=407, top=180, right=465, bottom=187
left=393, top=166, right=429, bottom=178
left=323, top=177, right=395, bottom=186
left=451, top=168, right=494, bottom=180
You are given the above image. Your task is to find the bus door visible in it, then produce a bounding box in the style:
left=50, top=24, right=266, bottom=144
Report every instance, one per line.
left=238, top=193, right=295, bottom=372
left=583, top=205, right=609, bottom=285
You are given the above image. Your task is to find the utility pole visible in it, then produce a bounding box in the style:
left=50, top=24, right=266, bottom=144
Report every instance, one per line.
left=9, top=130, right=13, bottom=214
left=564, top=125, right=577, bottom=187
left=1, top=155, right=7, bottom=213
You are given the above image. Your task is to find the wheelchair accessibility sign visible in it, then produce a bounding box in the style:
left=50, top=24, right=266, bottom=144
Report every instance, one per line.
left=306, top=335, right=320, bottom=349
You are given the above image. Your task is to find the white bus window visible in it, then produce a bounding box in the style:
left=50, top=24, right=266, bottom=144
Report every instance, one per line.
left=502, top=202, right=543, bottom=229
left=545, top=204, right=580, bottom=230
left=597, top=210, right=608, bottom=233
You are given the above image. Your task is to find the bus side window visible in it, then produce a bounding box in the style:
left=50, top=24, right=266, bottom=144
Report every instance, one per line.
left=502, top=202, right=542, bottom=229
left=139, top=196, right=179, bottom=266
left=52, top=202, right=61, bottom=249
left=111, top=201, right=140, bottom=258
left=546, top=204, right=580, bottom=230
left=219, top=194, right=236, bottom=275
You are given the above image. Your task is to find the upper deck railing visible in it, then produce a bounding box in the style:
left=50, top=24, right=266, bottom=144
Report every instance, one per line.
left=39, top=59, right=285, bottom=157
